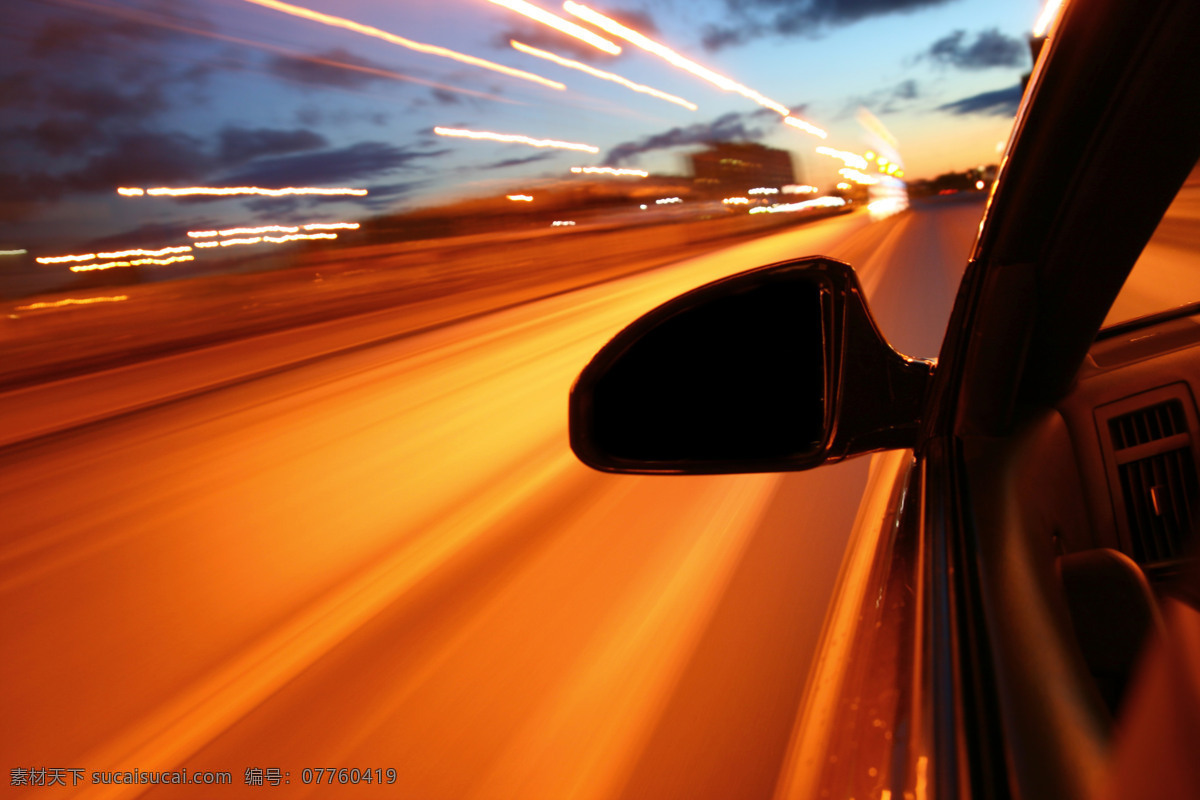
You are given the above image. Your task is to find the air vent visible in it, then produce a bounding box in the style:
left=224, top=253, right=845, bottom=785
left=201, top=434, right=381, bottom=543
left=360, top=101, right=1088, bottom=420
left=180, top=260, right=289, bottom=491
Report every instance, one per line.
left=1107, top=399, right=1197, bottom=564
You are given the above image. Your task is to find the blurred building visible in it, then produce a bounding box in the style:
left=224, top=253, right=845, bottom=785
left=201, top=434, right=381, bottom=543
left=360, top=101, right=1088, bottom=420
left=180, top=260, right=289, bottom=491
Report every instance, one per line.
left=690, top=143, right=797, bottom=197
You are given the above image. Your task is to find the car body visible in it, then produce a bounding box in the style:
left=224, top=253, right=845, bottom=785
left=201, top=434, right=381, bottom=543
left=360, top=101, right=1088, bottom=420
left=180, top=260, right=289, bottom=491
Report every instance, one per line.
left=568, top=0, right=1200, bottom=797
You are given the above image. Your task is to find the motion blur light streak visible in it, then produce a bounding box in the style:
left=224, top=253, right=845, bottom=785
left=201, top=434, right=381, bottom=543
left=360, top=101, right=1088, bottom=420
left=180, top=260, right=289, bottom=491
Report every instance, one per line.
left=511, top=41, right=697, bottom=110
left=655, top=197, right=681, bottom=204
left=188, top=226, right=300, bottom=238
left=1034, top=0, right=1065, bottom=37
left=570, top=167, right=648, bottom=177
left=839, top=168, right=879, bottom=185
left=487, top=1, right=620, bottom=55
left=304, top=223, right=360, bottom=231
left=16, top=296, right=129, bottom=311
left=239, top=0, right=566, bottom=90
left=783, top=116, right=828, bottom=139
left=816, top=147, right=869, bottom=170
left=508, top=194, right=535, bottom=201
left=37, top=246, right=193, bottom=265
left=758, top=197, right=846, bottom=213
left=205, top=233, right=341, bottom=247
left=189, top=223, right=361, bottom=238
left=120, top=187, right=370, bottom=197
left=723, top=197, right=750, bottom=205
left=69, top=256, right=195, bottom=272
left=435, top=127, right=600, bottom=153
left=748, top=187, right=779, bottom=195
left=0, top=250, right=27, bottom=256
left=562, top=2, right=801, bottom=123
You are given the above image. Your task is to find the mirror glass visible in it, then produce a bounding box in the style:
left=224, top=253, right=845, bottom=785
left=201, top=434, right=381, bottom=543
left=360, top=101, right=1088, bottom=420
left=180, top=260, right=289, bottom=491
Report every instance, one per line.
left=587, top=270, right=826, bottom=465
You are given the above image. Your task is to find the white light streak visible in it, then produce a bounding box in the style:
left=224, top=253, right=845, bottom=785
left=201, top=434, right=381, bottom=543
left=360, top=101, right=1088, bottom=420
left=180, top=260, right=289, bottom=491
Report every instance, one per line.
left=816, top=146, right=868, bottom=169
left=121, top=186, right=369, bottom=197
left=1033, top=0, right=1064, bottom=37
left=510, top=41, right=696, bottom=110
left=434, top=126, right=599, bottom=153
left=783, top=116, right=827, bottom=138
left=240, top=0, right=565, bottom=89
left=570, top=166, right=649, bottom=177
left=488, top=1, right=620, bottom=54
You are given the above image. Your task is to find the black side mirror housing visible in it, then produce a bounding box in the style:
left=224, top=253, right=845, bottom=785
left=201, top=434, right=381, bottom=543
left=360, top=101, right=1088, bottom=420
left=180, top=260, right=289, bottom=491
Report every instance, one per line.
left=569, top=256, right=932, bottom=474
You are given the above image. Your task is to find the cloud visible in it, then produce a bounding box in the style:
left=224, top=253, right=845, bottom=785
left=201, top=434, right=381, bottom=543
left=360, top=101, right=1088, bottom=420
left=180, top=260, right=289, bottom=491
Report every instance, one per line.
left=217, top=127, right=328, bottom=165
left=923, top=29, right=1027, bottom=70
left=603, top=111, right=766, bottom=165
left=702, top=0, right=955, bottom=51
left=936, top=84, right=1023, bottom=116
left=266, top=47, right=398, bottom=90
left=481, top=152, right=557, bottom=170
left=66, top=131, right=214, bottom=192
left=852, top=79, right=920, bottom=115
left=218, top=142, right=450, bottom=187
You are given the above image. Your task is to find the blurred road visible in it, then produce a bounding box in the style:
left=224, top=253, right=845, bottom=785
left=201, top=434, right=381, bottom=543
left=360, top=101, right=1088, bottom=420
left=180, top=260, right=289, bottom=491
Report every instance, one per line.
left=1, top=199, right=984, bottom=799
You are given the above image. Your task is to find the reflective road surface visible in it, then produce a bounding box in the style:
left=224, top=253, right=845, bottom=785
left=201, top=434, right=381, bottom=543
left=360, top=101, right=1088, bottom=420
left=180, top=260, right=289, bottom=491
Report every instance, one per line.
left=3, top=201, right=984, bottom=798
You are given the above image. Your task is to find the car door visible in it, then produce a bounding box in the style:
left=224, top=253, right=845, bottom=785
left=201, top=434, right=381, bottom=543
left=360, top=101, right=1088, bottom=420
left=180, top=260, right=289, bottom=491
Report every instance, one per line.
left=784, top=0, right=1200, bottom=798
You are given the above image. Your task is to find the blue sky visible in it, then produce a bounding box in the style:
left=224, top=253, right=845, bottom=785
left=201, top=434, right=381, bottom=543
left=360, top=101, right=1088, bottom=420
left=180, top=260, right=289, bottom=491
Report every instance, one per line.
left=1, top=0, right=1045, bottom=253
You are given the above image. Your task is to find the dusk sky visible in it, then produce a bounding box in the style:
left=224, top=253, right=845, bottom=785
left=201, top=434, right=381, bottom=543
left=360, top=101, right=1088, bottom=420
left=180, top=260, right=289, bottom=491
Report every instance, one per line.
left=2, top=0, right=1045, bottom=254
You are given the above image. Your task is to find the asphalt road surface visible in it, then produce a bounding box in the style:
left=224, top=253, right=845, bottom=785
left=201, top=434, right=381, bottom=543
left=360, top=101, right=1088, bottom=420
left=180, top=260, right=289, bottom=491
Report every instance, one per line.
left=2, top=199, right=986, bottom=799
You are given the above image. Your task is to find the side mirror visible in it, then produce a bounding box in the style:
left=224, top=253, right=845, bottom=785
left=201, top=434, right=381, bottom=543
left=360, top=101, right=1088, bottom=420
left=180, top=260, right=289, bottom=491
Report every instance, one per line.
left=569, top=256, right=933, bottom=474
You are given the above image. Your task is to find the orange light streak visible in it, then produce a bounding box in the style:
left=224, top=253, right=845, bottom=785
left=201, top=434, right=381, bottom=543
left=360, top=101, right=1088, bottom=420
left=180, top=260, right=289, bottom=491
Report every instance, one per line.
left=16, top=295, right=129, bottom=311
left=562, top=1, right=825, bottom=138
left=70, top=255, right=195, bottom=272
left=434, top=127, right=599, bottom=153
left=488, top=1, right=620, bottom=55
left=37, top=246, right=192, bottom=265
left=239, top=0, right=565, bottom=90
left=571, top=166, right=648, bottom=177
left=188, top=226, right=299, bottom=238
left=507, top=194, right=535, bottom=201
left=120, top=186, right=369, bottom=197
left=1033, top=0, right=1064, bottom=37
left=213, top=233, right=340, bottom=247
left=511, top=41, right=696, bottom=110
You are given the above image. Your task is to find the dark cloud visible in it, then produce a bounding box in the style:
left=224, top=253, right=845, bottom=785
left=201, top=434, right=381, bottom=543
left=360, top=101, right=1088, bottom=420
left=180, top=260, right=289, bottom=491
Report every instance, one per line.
left=218, top=142, right=449, bottom=187
left=352, top=180, right=428, bottom=212
left=67, top=131, right=213, bottom=192
left=217, top=127, right=328, bottom=165
left=923, top=29, right=1026, bottom=70
left=603, top=111, right=765, bottom=165
left=702, top=0, right=955, bottom=51
left=430, top=89, right=462, bottom=106
left=266, top=48, right=397, bottom=90
left=936, top=84, right=1023, bottom=116
left=481, top=152, right=556, bottom=170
